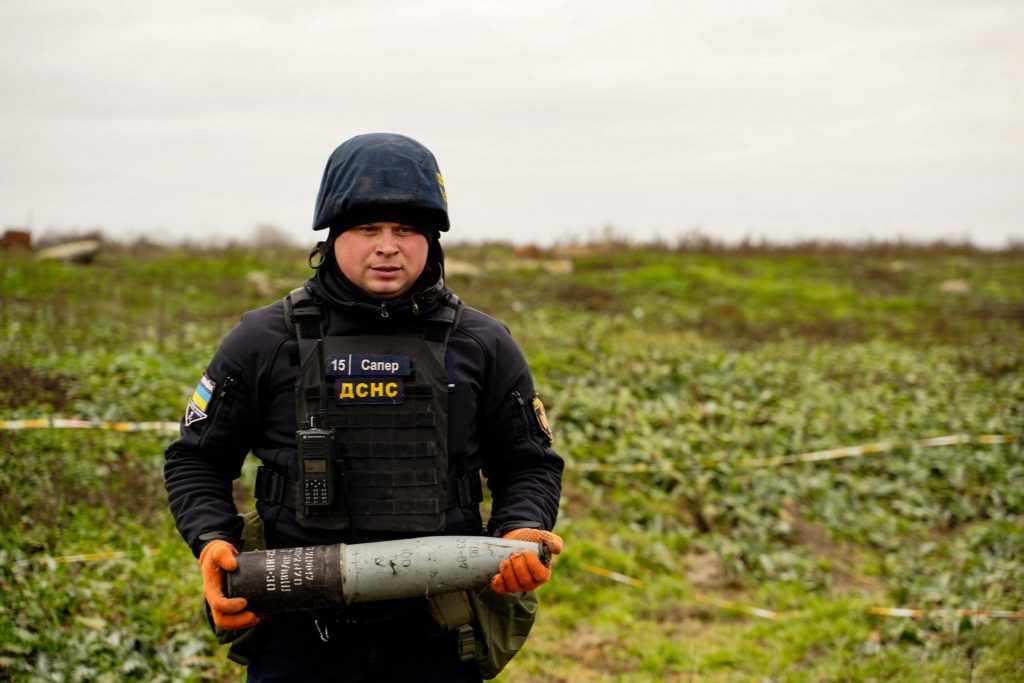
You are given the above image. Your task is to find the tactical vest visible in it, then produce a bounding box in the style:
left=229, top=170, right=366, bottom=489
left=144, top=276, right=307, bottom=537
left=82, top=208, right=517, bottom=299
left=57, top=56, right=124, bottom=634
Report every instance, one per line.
left=254, top=286, right=482, bottom=533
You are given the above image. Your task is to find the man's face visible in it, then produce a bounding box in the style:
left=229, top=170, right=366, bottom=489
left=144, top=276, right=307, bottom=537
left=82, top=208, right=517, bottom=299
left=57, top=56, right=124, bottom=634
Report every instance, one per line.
left=333, top=222, right=429, bottom=300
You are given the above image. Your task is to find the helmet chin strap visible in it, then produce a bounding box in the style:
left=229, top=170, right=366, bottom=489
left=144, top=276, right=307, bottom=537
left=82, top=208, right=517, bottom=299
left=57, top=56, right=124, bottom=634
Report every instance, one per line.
left=308, top=241, right=329, bottom=269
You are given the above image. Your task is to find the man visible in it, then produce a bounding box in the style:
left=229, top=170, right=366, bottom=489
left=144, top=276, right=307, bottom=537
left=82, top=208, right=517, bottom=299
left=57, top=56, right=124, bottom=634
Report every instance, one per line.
left=164, top=133, right=564, bottom=682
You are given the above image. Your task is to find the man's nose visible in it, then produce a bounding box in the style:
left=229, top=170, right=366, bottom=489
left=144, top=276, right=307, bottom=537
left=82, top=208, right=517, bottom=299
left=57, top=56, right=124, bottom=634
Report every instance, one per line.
left=375, top=230, right=399, bottom=254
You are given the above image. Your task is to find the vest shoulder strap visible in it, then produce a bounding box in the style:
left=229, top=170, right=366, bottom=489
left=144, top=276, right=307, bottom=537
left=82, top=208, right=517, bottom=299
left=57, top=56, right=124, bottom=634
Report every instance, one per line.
left=423, top=293, right=464, bottom=347
left=283, top=287, right=463, bottom=338
left=284, top=286, right=324, bottom=340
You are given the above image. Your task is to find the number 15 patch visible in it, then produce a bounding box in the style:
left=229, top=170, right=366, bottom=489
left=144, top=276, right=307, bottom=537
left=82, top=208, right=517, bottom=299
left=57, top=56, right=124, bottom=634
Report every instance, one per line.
left=185, top=374, right=216, bottom=427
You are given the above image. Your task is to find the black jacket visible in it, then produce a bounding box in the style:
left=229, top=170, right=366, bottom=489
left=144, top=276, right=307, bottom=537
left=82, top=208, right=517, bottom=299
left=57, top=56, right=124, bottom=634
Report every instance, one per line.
left=164, top=265, right=564, bottom=557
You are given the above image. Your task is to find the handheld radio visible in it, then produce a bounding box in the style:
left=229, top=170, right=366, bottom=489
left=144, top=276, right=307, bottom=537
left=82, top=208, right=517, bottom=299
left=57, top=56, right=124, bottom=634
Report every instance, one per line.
left=296, top=427, right=335, bottom=509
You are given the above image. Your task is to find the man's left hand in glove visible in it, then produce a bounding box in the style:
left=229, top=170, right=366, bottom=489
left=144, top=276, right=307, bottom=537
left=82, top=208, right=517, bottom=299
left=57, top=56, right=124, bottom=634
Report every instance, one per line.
left=491, top=529, right=564, bottom=593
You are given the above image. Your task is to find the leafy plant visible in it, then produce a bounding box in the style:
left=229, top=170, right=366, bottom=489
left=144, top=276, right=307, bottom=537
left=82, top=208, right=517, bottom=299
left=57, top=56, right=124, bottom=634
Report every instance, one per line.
left=1, top=242, right=1021, bottom=681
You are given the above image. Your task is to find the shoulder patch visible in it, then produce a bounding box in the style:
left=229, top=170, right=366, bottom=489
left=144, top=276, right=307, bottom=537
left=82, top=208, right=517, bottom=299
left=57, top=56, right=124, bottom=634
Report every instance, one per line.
left=185, top=374, right=217, bottom=427
left=532, top=396, right=553, bottom=443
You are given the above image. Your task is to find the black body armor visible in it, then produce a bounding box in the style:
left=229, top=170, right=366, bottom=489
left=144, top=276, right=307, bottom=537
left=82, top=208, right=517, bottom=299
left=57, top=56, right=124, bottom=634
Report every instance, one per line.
left=257, top=287, right=470, bottom=533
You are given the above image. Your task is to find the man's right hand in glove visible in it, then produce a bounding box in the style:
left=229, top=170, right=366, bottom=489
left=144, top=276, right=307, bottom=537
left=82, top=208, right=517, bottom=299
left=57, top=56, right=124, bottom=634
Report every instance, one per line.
left=199, top=540, right=261, bottom=630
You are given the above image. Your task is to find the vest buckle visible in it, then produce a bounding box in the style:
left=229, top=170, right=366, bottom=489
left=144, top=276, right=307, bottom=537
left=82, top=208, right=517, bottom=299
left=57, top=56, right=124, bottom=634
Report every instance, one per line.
left=455, top=623, right=476, bottom=663
left=254, top=467, right=285, bottom=504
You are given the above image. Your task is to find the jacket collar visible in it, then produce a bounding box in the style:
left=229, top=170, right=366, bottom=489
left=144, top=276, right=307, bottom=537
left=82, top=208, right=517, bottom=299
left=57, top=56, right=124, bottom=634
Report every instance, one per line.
left=310, top=258, right=449, bottom=321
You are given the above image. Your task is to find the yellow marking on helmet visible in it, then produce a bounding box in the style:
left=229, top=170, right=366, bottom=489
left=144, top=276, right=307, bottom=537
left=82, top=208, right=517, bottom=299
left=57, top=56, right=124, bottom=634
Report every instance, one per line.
left=436, top=172, right=447, bottom=204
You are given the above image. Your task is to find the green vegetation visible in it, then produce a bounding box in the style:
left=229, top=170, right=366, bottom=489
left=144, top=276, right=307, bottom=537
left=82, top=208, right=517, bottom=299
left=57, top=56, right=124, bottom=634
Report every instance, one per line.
left=1, top=240, right=1021, bottom=681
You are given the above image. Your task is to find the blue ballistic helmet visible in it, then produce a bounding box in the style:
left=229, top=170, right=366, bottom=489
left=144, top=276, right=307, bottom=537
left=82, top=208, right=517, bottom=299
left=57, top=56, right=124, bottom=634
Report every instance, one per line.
left=312, top=133, right=450, bottom=236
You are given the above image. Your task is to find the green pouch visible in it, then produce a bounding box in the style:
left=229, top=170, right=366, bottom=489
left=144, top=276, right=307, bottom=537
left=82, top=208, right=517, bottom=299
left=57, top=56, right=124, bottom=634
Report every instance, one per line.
left=205, top=509, right=266, bottom=665
left=469, top=586, right=539, bottom=679
left=428, top=587, right=539, bottom=680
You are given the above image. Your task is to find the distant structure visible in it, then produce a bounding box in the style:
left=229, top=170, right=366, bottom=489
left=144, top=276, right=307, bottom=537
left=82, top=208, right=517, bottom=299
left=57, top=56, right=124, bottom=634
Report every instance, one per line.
left=35, top=238, right=101, bottom=263
left=2, top=228, right=103, bottom=263
left=2, top=229, right=32, bottom=250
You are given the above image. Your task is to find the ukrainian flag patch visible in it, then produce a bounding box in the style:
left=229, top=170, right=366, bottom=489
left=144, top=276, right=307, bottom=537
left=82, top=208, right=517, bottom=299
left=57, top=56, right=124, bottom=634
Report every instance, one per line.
left=185, top=374, right=216, bottom=427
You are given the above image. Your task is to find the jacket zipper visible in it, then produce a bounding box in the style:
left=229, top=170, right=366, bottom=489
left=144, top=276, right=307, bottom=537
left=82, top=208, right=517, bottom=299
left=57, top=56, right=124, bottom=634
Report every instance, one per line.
left=379, top=302, right=389, bottom=318
left=199, top=376, right=235, bottom=449
left=512, top=390, right=545, bottom=458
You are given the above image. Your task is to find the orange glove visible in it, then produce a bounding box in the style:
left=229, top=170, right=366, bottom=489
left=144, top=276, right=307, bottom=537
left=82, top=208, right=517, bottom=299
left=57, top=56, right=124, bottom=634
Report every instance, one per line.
left=491, top=529, right=564, bottom=593
left=199, top=540, right=261, bottom=630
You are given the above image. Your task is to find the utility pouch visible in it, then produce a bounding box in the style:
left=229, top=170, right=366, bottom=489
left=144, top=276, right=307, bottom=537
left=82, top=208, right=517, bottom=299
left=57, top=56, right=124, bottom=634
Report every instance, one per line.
left=426, top=587, right=539, bottom=680
left=206, top=509, right=266, bottom=665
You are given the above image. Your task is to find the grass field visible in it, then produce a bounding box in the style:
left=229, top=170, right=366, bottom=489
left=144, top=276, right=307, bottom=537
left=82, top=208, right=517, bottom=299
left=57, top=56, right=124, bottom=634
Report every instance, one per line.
left=1, top=238, right=1022, bottom=681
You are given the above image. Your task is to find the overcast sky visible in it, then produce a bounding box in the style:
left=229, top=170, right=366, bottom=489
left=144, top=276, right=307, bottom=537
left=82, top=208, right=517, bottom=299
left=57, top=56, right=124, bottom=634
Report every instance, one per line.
left=2, top=0, right=1022, bottom=247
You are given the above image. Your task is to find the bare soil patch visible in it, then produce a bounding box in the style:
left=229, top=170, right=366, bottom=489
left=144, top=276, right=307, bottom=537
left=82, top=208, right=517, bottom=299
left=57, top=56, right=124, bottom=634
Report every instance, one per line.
left=0, top=364, right=71, bottom=410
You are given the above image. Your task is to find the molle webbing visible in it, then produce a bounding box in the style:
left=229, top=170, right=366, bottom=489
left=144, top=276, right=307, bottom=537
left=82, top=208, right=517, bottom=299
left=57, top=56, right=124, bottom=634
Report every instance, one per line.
left=254, top=467, right=484, bottom=511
